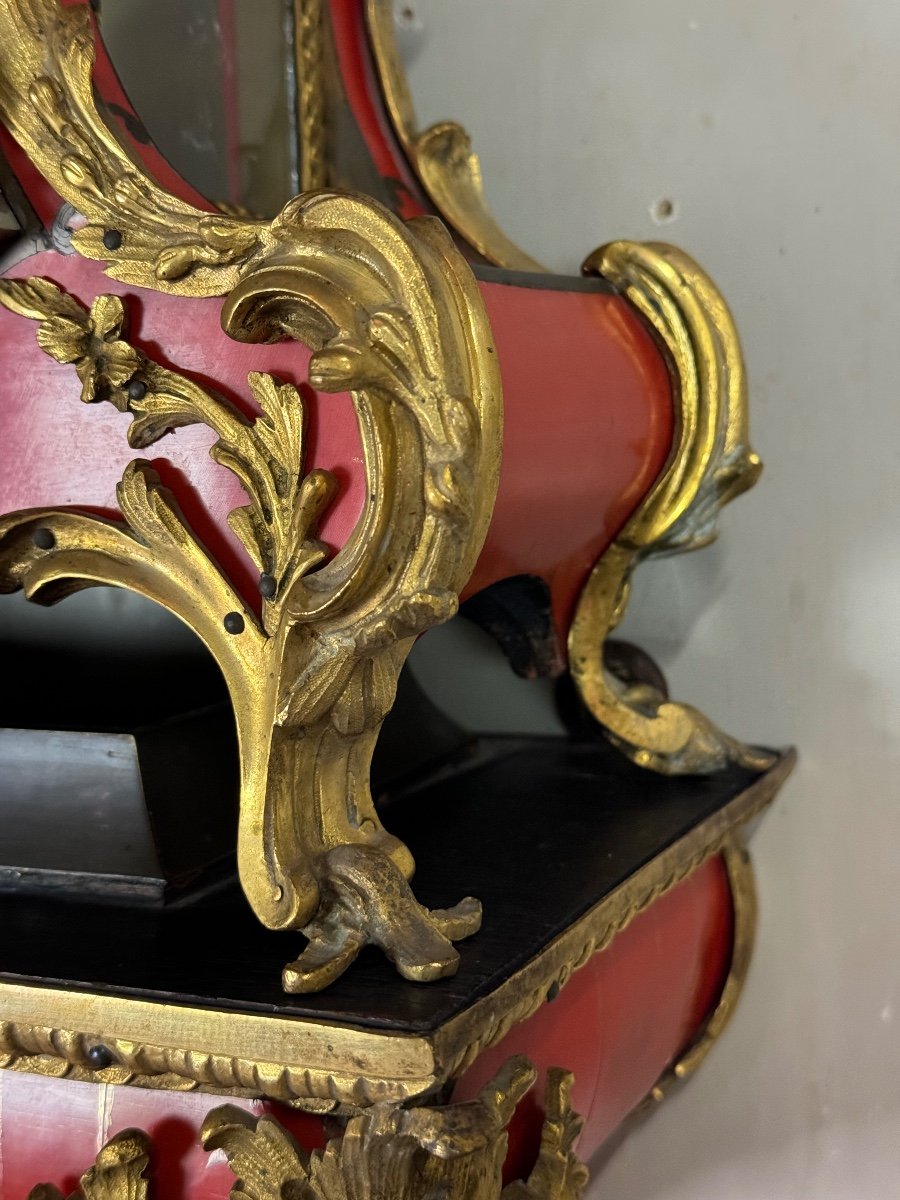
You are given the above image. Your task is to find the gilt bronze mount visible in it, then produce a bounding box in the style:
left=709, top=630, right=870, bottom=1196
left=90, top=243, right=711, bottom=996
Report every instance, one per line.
left=0, top=0, right=505, bottom=992
left=0, top=0, right=793, bottom=1187
left=22, top=1058, right=588, bottom=1200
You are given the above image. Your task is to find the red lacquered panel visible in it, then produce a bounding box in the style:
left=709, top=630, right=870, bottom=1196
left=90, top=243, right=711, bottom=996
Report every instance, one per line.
left=471, top=278, right=672, bottom=633
left=0, top=1070, right=325, bottom=1200
left=0, top=857, right=732, bottom=1197
left=0, top=251, right=672, bottom=635
left=453, top=855, right=734, bottom=1173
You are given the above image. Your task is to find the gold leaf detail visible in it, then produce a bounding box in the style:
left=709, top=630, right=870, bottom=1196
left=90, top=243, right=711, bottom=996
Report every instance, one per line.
left=0, top=14, right=502, bottom=984
left=35, top=314, right=87, bottom=363
left=201, top=1107, right=310, bottom=1200
left=59, top=152, right=99, bottom=195
left=0, top=0, right=268, bottom=296
left=570, top=241, right=775, bottom=775
left=26, top=1129, right=151, bottom=1200
left=199, top=1057, right=587, bottom=1200
left=0, top=276, right=84, bottom=321
left=154, top=244, right=201, bottom=282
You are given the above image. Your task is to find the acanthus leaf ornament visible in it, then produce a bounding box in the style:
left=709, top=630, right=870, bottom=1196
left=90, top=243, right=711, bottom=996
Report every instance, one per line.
left=21, top=1058, right=587, bottom=1200
left=0, top=160, right=505, bottom=1000
left=0, top=0, right=503, bottom=991
left=200, top=1056, right=588, bottom=1200
left=25, top=1128, right=151, bottom=1200
left=0, top=228, right=500, bottom=989
left=0, top=0, right=268, bottom=296
left=570, top=241, right=777, bottom=775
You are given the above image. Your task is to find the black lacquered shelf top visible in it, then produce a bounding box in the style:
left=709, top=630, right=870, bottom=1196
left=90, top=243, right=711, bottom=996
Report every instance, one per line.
left=0, top=734, right=776, bottom=1035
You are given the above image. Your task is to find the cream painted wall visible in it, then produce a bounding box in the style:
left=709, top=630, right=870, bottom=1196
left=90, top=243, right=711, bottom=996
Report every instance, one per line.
left=402, top=3, right=899, bottom=1197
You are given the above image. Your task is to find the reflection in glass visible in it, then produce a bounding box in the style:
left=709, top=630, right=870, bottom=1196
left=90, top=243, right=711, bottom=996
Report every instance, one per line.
left=99, top=0, right=296, bottom=217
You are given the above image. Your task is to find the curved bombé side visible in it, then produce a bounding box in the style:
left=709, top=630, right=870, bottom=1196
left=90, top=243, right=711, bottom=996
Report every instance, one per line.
left=358, top=0, right=774, bottom=775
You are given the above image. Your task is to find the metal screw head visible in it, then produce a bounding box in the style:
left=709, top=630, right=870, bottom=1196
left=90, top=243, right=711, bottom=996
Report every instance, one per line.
left=127, top=377, right=148, bottom=402
left=223, top=611, right=245, bottom=635
left=259, top=573, right=277, bottom=599
left=32, top=527, right=56, bottom=550
left=102, top=228, right=123, bottom=251
left=86, top=1044, right=115, bottom=1069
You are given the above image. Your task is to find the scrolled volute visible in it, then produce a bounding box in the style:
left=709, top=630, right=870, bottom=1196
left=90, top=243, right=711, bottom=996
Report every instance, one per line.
left=570, top=240, right=775, bottom=775
left=0, top=176, right=502, bottom=992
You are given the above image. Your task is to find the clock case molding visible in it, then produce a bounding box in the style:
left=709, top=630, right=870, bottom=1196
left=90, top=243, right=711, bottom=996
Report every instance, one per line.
left=0, top=2, right=793, bottom=1196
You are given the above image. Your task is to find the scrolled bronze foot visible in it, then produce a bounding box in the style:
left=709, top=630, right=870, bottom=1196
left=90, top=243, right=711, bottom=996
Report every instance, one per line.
left=285, top=843, right=482, bottom=992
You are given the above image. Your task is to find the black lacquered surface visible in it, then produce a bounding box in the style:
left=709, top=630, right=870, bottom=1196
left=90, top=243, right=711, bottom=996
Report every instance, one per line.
left=0, top=735, right=767, bottom=1034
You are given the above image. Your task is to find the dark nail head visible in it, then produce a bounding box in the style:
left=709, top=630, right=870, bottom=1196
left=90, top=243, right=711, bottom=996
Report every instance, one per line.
left=32, top=527, right=56, bottom=550
left=127, top=377, right=148, bottom=401
left=86, top=1044, right=115, bottom=1069
left=102, top=229, right=123, bottom=251
left=259, top=573, right=277, bottom=599
left=223, top=611, right=245, bottom=635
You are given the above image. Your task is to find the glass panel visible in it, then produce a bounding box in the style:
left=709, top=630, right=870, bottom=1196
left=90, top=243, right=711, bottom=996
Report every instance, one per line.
left=0, top=187, right=19, bottom=235
left=99, top=0, right=296, bottom=216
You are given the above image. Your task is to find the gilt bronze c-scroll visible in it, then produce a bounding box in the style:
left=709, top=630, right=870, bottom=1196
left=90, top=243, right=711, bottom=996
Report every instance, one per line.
left=0, top=0, right=502, bottom=992
left=570, top=241, right=776, bottom=775
left=22, top=1057, right=588, bottom=1200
